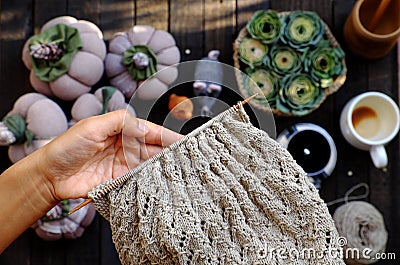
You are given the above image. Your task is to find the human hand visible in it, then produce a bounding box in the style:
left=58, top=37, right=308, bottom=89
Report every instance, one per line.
left=38, top=109, right=182, bottom=201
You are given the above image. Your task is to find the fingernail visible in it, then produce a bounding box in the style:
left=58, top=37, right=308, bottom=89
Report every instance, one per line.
left=138, top=121, right=149, bottom=133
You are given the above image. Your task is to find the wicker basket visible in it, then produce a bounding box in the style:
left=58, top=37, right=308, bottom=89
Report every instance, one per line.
left=233, top=11, right=347, bottom=117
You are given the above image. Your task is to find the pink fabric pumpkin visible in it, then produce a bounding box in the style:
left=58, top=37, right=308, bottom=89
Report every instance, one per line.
left=105, top=25, right=180, bottom=100
left=31, top=198, right=96, bottom=240
left=70, top=86, right=136, bottom=124
left=22, top=16, right=106, bottom=101
left=0, top=93, right=68, bottom=163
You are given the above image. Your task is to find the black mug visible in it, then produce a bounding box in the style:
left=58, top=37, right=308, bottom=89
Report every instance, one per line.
left=276, top=123, right=337, bottom=189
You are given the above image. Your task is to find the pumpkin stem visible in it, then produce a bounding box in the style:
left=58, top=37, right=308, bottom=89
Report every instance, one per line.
left=2, top=114, right=33, bottom=146
left=0, top=122, right=16, bottom=146
left=133, top=52, right=149, bottom=69
left=101, top=86, right=118, bottom=114
left=122, top=45, right=158, bottom=80
left=41, top=200, right=70, bottom=222
left=30, top=41, right=63, bottom=61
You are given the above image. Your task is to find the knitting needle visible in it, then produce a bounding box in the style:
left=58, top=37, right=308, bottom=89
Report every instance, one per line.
left=240, top=92, right=259, bottom=105
left=68, top=198, right=93, bottom=215
left=68, top=93, right=259, bottom=215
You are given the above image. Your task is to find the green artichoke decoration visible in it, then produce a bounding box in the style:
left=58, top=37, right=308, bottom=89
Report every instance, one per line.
left=277, top=74, right=322, bottom=116
left=265, top=45, right=301, bottom=76
left=237, top=9, right=346, bottom=116
left=280, top=11, right=324, bottom=51
left=245, top=68, right=279, bottom=107
left=238, top=37, right=268, bottom=68
left=247, top=10, right=282, bottom=44
left=304, top=40, right=346, bottom=88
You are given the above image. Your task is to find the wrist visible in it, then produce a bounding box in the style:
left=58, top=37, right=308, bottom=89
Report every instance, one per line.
left=0, top=148, right=58, bottom=251
left=14, top=147, right=59, bottom=212
left=32, top=147, right=60, bottom=205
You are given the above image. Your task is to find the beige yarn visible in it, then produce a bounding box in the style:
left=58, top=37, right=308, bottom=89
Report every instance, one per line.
left=333, top=201, right=388, bottom=265
left=89, top=103, right=345, bottom=265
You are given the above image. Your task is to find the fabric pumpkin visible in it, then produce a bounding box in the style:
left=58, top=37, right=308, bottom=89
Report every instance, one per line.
left=0, top=93, right=68, bottom=163
left=105, top=25, right=180, bottom=100
left=32, top=198, right=96, bottom=240
left=71, top=86, right=136, bottom=124
left=22, top=16, right=106, bottom=101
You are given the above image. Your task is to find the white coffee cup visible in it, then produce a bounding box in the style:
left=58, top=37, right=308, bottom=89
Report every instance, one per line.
left=340, top=91, right=400, bottom=168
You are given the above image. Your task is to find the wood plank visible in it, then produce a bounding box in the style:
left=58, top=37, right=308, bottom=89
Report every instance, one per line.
left=270, top=0, right=302, bottom=11
left=204, top=0, right=235, bottom=64
left=0, top=0, right=34, bottom=173
left=236, top=0, right=270, bottom=31
left=135, top=0, right=168, bottom=31
left=30, top=235, right=66, bottom=265
left=64, top=215, right=101, bottom=265
left=170, top=0, right=205, bottom=61
left=99, top=216, right=121, bottom=265
left=329, top=0, right=371, bottom=212
left=366, top=48, right=398, bottom=263
left=394, top=40, right=400, bottom=264
left=33, top=0, right=67, bottom=32
left=100, top=0, right=134, bottom=40
left=0, top=231, right=32, bottom=265
left=67, top=0, right=100, bottom=24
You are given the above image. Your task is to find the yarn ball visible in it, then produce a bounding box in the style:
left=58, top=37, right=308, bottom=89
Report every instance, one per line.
left=333, top=201, right=388, bottom=265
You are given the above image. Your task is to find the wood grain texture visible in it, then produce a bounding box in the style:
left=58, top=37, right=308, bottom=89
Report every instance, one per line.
left=0, top=0, right=399, bottom=264
left=204, top=0, right=235, bottom=64
left=67, top=0, right=100, bottom=23
left=135, top=0, right=168, bottom=31
left=170, top=0, right=204, bottom=61
left=236, top=0, right=270, bottom=31
left=100, top=0, right=134, bottom=40
left=0, top=0, right=33, bottom=175
left=33, top=0, right=67, bottom=32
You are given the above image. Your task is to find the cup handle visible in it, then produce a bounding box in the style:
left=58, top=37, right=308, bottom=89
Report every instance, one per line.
left=370, top=145, right=388, bottom=168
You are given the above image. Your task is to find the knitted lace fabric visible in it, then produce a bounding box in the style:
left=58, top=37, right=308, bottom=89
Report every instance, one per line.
left=89, top=103, right=345, bottom=265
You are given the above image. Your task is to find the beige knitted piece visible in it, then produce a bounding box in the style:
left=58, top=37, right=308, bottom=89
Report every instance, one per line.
left=89, top=103, right=345, bottom=265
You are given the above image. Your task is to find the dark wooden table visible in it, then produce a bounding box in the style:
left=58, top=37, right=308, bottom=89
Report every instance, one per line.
left=0, top=0, right=399, bottom=264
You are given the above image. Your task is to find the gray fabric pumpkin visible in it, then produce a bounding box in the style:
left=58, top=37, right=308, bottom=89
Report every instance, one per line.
left=0, top=93, right=68, bottom=163
left=32, top=198, right=96, bottom=241
left=105, top=25, right=180, bottom=100
left=70, top=86, right=136, bottom=124
left=22, top=16, right=106, bottom=101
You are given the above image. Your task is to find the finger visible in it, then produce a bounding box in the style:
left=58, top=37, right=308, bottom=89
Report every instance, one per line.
left=140, top=144, right=164, bottom=161
left=123, top=136, right=142, bottom=169
left=76, top=110, right=129, bottom=141
left=136, top=118, right=183, bottom=146
left=88, top=110, right=182, bottom=147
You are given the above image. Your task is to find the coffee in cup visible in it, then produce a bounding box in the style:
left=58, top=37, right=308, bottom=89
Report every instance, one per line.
left=340, top=91, right=400, bottom=168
